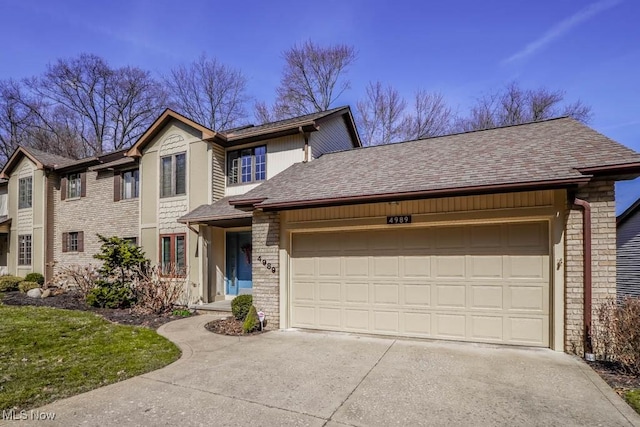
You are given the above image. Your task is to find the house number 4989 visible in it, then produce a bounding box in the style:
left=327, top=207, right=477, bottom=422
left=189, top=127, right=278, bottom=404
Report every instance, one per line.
left=257, top=256, right=277, bottom=274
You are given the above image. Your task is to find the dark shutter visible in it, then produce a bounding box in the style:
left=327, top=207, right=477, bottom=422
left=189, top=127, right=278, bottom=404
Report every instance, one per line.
left=113, top=173, right=121, bottom=202
left=61, top=177, right=67, bottom=201
left=62, top=233, right=68, bottom=253
left=80, top=172, right=87, bottom=197
left=78, top=231, right=84, bottom=252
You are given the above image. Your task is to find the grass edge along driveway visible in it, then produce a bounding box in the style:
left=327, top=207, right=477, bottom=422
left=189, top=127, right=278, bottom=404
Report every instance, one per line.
left=0, top=305, right=180, bottom=411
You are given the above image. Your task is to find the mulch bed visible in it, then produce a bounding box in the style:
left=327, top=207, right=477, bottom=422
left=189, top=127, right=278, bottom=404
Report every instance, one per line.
left=588, top=360, right=640, bottom=397
left=205, top=316, right=266, bottom=336
left=1, top=291, right=190, bottom=330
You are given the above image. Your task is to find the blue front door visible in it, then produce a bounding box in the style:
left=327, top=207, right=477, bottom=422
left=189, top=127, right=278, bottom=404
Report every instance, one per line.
left=225, top=232, right=252, bottom=296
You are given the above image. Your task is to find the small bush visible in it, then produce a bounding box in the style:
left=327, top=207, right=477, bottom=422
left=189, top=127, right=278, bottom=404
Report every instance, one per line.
left=242, top=305, right=260, bottom=333
left=593, top=297, right=640, bottom=374
left=133, top=265, right=188, bottom=314
left=171, top=308, right=192, bottom=317
left=25, top=273, right=45, bottom=286
left=86, top=285, right=134, bottom=309
left=18, top=281, right=40, bottom=293
left=231, top=294, right=253, bottom=320
left=0, top=276, right=24, bottom=292
left=50, top=264, right=99, bottom=297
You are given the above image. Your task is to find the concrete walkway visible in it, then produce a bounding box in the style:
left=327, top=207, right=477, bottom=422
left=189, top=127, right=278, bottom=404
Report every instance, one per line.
left=15, top=314, right=640, bottom=426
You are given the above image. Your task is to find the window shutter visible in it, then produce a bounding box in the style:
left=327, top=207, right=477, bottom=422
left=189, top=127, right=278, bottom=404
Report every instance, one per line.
left=80, top=172, right=87, bottom=197
left=61, top=177, right=67, bottom=201
left=113, top=173, right=121, bottom=202
left=62, top=233, right=68, bottom=253
left=78, top=231, right=84, bottom=252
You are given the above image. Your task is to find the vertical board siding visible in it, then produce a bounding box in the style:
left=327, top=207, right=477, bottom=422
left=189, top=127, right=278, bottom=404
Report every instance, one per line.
left=286, top=190, right=555, bottom=222
left=309, top=116, right=354, bottom=158
left=617, top=212, right=640, bottom=298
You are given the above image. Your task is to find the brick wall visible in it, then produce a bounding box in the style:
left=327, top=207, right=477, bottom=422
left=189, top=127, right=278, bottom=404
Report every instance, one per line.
left=52, top=170, right=139, bottom=273
left=252, top=211, right=280, bottom=328
left=565, top=179, right=616, bottom=353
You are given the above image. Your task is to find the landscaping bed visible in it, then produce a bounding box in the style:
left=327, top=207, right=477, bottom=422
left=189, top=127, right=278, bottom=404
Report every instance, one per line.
left=2, top=291, right=190, bottom=330
left=0, top=305, right=181, bottom=411
left=205, top=316, right=266, bottom=336
left=588, top=361, right=640, bottom=413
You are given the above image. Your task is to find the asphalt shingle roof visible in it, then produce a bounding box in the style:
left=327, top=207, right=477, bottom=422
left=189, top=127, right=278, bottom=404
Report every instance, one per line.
left=178, top=196, right=252, bottom=223
left=229, top=117, right=640, bottom=209
left=22, top=147, right=78, bottom=169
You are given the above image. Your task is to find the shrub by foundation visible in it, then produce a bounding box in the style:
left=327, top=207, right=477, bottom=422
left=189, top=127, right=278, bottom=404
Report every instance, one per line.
left=231, top=294, right=253, bottom=320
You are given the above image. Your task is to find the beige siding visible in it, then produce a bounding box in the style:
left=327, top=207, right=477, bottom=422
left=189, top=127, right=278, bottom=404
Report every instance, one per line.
left=0, top=185, right=7, bottom=216
left=211, top=143, right=225, bottom=202
left=286, top=190, right=555, bottom=223
left=618, top=209, right=640, bottom=298
left=52, top=170, right=139, bottom=272
left=310, top=115, right=354, bottom=158
left=225, top=135, right=304, bottom=197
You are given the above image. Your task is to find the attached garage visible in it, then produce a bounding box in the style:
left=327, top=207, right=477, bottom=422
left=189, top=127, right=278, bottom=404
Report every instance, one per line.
left=290, top=222, right=550, bottom=347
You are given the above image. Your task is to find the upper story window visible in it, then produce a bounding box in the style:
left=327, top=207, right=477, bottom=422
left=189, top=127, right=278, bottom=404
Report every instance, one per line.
left=18, top=177, right=32, bottom=209
left=160, top=153, right=186, bottom=198
left=122, top=169, right=139, bottom=199
left=227, top=146, right=266, bottom=185
left=68, top=173, right=82, bottom=199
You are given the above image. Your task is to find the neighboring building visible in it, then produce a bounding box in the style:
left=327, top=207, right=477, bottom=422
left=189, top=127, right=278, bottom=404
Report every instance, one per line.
left=617, top=197, right=640, bottom=299
left=182, top=117, right=640, bottom=354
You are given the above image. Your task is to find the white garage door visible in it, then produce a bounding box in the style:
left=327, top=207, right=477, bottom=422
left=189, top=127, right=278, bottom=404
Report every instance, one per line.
left=290, top=222, right=550, bottom=347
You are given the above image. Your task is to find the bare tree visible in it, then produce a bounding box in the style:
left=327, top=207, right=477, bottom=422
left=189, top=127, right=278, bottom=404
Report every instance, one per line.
left=273, top=40, right=356, bottom=118
left=253, top=100, right=277, bottom=124
left=403, top=90, right=453, bottom=139
left=456, top=81, right=592, bottom=131
left=0, top=79, right=35, bottom=160
left=18, top=53, right=166, bottom=155
left=165, top=54, right=249, bottom=130
left=356, top=81, right=408, bottom=146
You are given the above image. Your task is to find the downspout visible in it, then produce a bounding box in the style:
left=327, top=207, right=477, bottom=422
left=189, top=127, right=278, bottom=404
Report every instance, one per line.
left=573, top=197, right=593, bottom=359
left=299, top=126, right=310, bottom=163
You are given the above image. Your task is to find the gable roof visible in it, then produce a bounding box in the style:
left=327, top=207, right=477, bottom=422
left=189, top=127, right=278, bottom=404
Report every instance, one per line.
left=229, top=117, right=640, bottom=210
left=126, top=106, right=361, bottom=157
left=618, top=197, right=640, bottom=226
left=0, top=146, right=77, bottom=178
left=178, top=196, right=252, bottom=225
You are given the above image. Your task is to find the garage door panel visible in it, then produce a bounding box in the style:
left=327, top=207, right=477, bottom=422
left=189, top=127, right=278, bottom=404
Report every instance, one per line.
left=291, top=221, right=550, bottom=347
left=345, top=282, right=369, bottom=303
left=318, top=282, right=341, bottom=303
left=470, top=285, right=503, bottom=310
left=469, top=255, right=503, bottom=278
left=345, top=309, right=369, bottom=330
left=436, top=284, right=466, bottom=308
left=404, top=284, right=431, bottom=306
left=434, top=256, right=466, bottom=278
left=373, top=283, right=400, bottom=305
left=403, top=312, right=431, bottom=335
left=374, top=311, right=399, bottom=333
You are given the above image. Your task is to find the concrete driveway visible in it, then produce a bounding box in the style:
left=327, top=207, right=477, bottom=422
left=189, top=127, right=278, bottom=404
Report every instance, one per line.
left=21, top=314, right=640, bottom=427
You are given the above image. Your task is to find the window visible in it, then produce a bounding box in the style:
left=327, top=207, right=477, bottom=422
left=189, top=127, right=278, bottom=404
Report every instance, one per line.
left=124, top=237, right=138, bottom=246
left=160, top=234, right=186, bottom=275
left=122, top=169, right=139, bottom=199
left=227, top=145, right=266, bottom=184
left=160, top=153, right=186, bottom=198
left=68, top=173, right=82, bottom=199
left=18, top=177, right=32, bottom=209
left=62, top=231, right=84, bottom=253
left=18, top=235, right=32, bottom=265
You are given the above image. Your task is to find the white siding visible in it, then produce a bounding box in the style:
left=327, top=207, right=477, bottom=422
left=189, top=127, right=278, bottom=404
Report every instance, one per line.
left=617, top=212, right=640, bottom=298
left=310, top=115, right=354, bottom=158
left=0, top=186, right=7, bottom=216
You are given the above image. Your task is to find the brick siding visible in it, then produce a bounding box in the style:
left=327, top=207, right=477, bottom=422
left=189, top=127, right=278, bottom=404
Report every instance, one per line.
left=565, top=180, right=616, bottom=353
left=252, top=210, right=280, bottom=328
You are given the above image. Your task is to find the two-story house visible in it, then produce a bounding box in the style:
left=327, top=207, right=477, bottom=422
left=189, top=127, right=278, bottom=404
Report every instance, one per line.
left=0, top=147, right=140, bottom=280
left=125, top=106, right=361, bottom=303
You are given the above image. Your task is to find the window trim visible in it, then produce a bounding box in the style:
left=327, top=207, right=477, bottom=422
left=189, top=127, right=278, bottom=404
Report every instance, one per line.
left=121, top=169, right=140, bottom=200
left=18, top=176, right=33, bottom=209
left=159, top=233, right=186, bottom=276
left=227, top=145, right=267, bottom=185
left=160, top=152, right=186, bottom=198
left=18, top=234, right=32, bottom=266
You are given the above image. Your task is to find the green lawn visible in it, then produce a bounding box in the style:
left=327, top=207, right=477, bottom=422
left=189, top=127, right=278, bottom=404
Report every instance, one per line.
left=0, top=305, right=181, bottom=411
left=626, top=389, right=640, bottom=414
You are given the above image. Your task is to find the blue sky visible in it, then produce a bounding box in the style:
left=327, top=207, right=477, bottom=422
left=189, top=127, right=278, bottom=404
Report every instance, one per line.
left=0, top=0, right=638, bottom=212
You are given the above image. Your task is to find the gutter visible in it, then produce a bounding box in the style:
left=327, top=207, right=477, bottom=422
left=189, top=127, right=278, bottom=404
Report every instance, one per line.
left=573, top=197, right=594, bottom=359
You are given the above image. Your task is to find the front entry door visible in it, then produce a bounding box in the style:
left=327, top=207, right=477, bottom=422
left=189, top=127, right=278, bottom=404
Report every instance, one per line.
left=225, top=231, right=252, bottom=296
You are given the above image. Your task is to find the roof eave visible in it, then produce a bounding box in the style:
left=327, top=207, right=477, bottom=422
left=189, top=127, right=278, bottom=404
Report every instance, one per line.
left=576, top=162, right=640, bottom=176
left=250, top=177, right=592, bottom=211
left=0, top=147, right=45, bottom=178
left=224, top=123, right=319, bottom=147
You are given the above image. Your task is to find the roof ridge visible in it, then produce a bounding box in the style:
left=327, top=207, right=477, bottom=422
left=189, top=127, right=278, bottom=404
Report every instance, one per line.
left=227, top=105, right=349, bottom=135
